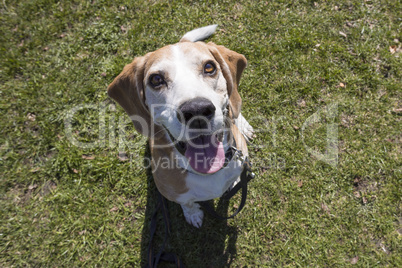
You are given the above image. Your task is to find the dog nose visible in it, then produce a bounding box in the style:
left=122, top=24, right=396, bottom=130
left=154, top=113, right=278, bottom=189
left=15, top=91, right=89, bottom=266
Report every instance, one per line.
left=178, top=97, right=216, bottom=129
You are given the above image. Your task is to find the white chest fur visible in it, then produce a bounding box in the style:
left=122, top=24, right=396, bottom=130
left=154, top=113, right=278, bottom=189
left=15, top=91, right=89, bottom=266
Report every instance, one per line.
left=176, top=157, right=243, bottom=205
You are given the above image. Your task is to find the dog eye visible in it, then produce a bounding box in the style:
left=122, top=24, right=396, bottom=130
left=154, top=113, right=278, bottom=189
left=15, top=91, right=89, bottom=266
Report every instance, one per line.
left=204, top=62, right=216, bottom=74
left=149, top=74, right=165, bottom=87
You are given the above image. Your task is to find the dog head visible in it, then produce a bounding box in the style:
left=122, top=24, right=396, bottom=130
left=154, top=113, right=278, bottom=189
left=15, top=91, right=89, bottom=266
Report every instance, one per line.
left=108, top=26, right=247, bottom=174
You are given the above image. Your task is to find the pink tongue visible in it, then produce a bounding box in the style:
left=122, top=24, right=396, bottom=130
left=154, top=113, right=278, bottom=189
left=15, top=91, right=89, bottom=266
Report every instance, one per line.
left=185, top=135, right=225, bottom=174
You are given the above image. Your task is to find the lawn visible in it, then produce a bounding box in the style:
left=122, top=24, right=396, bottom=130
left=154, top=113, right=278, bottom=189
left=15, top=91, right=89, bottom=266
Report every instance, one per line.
left=0, top=0, right=401, bottom=267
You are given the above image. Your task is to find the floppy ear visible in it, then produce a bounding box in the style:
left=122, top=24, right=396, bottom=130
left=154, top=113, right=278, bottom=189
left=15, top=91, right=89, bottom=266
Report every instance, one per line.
left=207, top=42, right=247, bottom=119
left=107, top=56, right=154, bottom=137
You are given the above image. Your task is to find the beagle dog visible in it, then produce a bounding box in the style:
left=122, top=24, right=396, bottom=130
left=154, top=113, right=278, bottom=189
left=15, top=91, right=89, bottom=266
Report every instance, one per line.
left=108, top=25, right=253, bottom=228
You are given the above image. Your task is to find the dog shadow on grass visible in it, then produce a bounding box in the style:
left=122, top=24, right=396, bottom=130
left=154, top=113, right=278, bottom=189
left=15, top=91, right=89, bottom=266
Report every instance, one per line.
left=140, top=143, right=239, bottom=267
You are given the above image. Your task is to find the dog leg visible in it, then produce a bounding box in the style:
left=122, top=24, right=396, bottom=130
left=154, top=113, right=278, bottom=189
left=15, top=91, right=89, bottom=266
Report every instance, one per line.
left=181, top=202, right=204, bottom=228
left=235, top=113, right=254, bottom=142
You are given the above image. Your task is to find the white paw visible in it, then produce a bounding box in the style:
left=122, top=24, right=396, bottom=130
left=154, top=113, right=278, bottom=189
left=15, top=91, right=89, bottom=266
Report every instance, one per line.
left=235, top=113, right=254, bottom=142
left=181, top=203, right=204, bottom=228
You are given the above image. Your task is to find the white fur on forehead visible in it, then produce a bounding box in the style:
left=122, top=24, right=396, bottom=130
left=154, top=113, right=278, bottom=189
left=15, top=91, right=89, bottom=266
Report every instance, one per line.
left=145, top=44, right=227, bottom=108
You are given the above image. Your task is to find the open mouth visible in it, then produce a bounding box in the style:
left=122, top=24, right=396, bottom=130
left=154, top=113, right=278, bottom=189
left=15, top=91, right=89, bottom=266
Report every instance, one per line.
left=167, top=130, right=226, bottom=174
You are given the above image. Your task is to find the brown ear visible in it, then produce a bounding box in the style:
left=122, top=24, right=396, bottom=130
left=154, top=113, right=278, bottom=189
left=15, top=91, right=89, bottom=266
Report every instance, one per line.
left=207, top=42, right=247, bottom=119
left=107, top=56, right=153, bottom=137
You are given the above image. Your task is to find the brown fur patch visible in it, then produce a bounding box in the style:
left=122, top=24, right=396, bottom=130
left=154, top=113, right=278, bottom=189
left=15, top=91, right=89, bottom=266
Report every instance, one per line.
left=150, top=134, right=189, bottom=201
left=207, top=42, right=247, bottom=119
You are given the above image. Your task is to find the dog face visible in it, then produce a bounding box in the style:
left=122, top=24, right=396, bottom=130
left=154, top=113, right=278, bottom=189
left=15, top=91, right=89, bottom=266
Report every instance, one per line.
left=108, top=40, right=246, bottom=174
left=144, top=42, right=229, bottom=141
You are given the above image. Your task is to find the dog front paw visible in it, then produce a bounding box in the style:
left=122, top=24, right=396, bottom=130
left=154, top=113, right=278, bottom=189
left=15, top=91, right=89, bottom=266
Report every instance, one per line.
left=181, top=203, right=204, bottom=228
left=235, top=113, right=255, bottom=142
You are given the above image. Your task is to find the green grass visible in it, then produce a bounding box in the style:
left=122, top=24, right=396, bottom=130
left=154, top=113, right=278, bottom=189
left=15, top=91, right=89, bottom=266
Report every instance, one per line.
left=1, top=0, right=401, bottom=266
